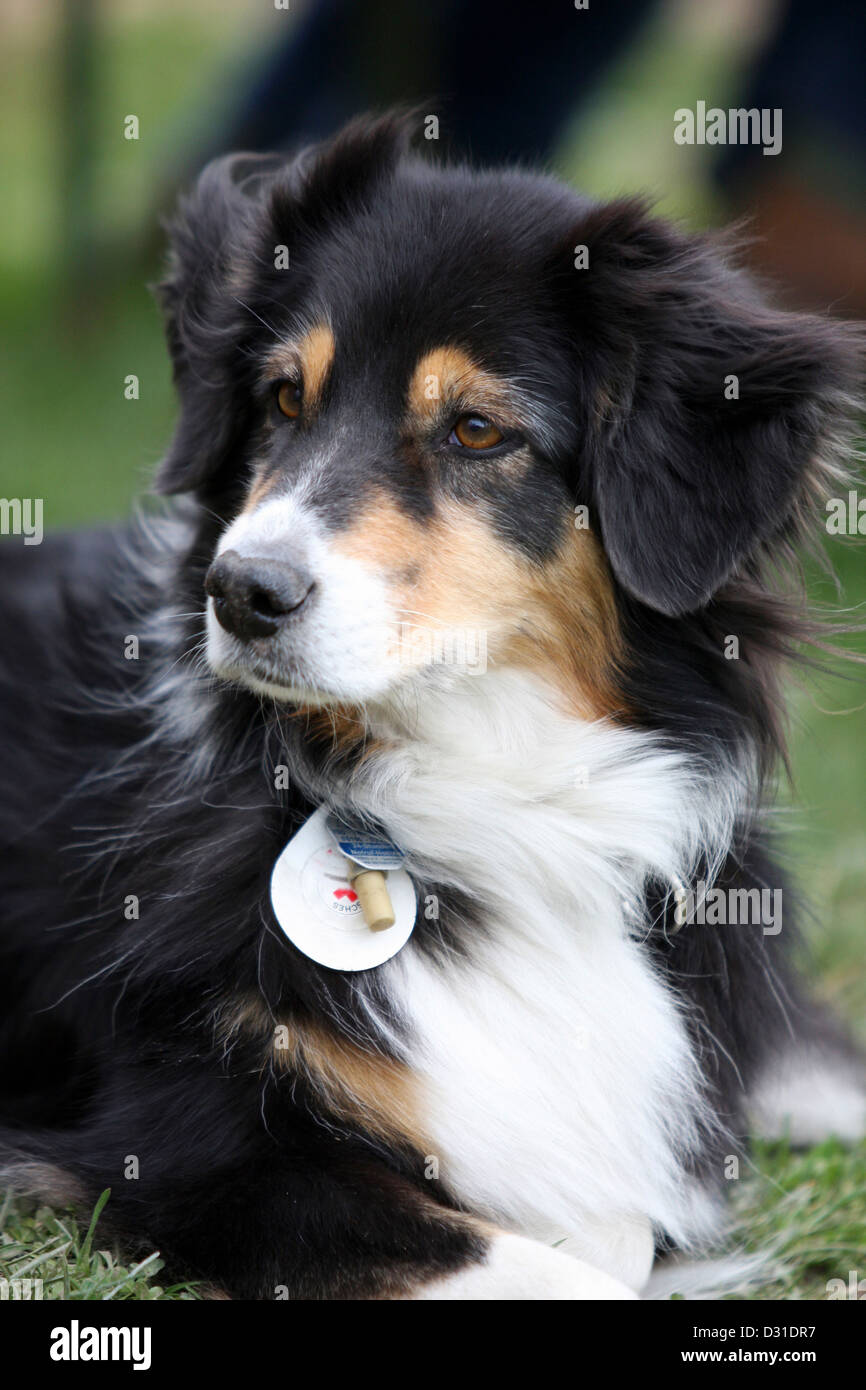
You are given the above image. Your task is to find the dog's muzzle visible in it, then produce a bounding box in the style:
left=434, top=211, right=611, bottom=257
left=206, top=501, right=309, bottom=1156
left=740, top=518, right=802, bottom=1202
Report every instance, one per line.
left=205, top=549, right=316, bottom=642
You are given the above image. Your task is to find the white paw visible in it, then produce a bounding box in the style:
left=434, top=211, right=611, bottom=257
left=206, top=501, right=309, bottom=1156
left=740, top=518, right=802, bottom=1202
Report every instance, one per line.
left=555, top=1211, right=655, bottom=1291
left=749, top=1049, right=866, bottom=1145
left=410, top=1232, right=639, bottom=1301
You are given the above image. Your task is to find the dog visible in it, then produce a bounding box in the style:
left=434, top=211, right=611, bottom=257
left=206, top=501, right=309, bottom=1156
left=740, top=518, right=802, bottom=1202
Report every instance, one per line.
left=0, top=112, right=863, bottom=1300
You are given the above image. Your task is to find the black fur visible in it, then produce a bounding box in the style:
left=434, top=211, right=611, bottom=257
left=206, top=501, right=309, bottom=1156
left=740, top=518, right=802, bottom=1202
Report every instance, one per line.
left=0, top=112, right=862, bottom=1299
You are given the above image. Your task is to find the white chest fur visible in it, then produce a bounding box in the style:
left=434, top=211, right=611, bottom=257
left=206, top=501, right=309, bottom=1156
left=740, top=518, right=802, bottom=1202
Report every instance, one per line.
left=350, top=671, right=738, bottom=1282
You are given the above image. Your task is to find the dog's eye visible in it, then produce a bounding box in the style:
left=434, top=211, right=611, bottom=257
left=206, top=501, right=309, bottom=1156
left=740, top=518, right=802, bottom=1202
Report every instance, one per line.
left=450, top=414, right=504, bottom=451
left=275, top=381, right=302, bottom=420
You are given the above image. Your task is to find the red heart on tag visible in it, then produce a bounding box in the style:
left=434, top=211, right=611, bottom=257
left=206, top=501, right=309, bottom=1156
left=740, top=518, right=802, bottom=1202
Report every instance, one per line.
left=333, top=888, right=358, bottom=902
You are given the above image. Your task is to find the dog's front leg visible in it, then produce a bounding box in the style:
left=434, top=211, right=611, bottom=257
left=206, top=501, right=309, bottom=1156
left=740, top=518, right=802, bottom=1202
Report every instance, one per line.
left=406, top=1229, right=637, bottom=1300
left=552, top=1211, right=656, bottom=1292
left=0, top=1116, right=636, bottom=1300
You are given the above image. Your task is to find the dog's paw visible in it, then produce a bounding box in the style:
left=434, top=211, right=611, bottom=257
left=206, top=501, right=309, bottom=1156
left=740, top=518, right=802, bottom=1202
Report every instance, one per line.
left=409, top=1231, right=638, bottom=1300
left=749, top=1046, right=866, bottom=1146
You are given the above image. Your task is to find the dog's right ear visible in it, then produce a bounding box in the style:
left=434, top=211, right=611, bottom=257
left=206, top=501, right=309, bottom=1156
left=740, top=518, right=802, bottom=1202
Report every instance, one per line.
left=156, top=113, right=419, bottom=496
left=155, top=152, right=291, bottom=496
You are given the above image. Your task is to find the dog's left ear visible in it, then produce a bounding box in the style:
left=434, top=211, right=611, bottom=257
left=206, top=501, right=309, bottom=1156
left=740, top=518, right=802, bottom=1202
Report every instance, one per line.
left=562, top=200, right=862, bottom=615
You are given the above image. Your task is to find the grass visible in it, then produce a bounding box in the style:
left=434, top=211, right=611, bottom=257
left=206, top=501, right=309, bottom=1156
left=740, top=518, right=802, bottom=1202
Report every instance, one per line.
left=0, top=2, right=864, bottom=1300
left=3, top=1141, right=865, bottom=1301
left=0, top=1189, right=200, bottom=1300
left=729, top=1140, right=866, bottom=1300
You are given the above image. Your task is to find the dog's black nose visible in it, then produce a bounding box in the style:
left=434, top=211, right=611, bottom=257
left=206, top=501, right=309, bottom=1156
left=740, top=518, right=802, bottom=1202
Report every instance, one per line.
left=205, top=550, right=315, bottom=640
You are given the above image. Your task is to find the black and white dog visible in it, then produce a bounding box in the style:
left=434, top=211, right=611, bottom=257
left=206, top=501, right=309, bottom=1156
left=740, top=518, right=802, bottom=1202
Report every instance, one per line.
left=0, top=113, right=863, bottom=1299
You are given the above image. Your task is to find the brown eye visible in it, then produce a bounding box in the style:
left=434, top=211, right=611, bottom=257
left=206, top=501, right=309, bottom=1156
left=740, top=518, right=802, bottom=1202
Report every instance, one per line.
left=451, top=414, right=504, bottom=450
left=276, top=380, right=302, bottom=419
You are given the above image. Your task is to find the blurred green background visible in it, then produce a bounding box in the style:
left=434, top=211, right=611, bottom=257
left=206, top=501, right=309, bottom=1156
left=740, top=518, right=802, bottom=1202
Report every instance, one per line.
left=0, top=0, right=863, bottom=1300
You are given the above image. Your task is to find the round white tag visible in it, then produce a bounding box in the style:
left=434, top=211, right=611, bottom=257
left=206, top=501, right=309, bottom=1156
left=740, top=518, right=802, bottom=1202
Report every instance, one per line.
left=270, top=809, right=417, bottom=971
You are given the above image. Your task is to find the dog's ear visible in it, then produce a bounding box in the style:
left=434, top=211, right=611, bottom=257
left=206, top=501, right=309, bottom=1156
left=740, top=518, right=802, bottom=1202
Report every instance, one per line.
left=267, top=108, right=418, bottom=240
left=562, top=200, right=862, bottom=616
left=155, top=152, right=292, bottom=495
left=155, top=112, right=418, bottom=496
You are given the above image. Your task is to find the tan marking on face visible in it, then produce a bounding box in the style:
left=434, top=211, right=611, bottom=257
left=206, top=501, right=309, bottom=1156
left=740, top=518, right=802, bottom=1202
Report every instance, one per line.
left=298, top=322, right=336, bottom=407
left=407, top=346, right=525, bottom=431
left=509, top=523, right=626, bottom=718
left=240, top=324, right=337, bottom=516
left=263, top=321, right=336, bottom=411
left=332, top=493, right=625, bottom=719
left=239, top=463, right=280, bottom=515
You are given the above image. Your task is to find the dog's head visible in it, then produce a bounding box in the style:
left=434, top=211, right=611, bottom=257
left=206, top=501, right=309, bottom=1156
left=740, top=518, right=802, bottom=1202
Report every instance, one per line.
left=158, top=113, right=860, bottom=718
